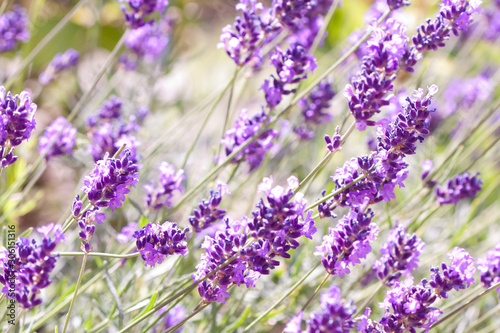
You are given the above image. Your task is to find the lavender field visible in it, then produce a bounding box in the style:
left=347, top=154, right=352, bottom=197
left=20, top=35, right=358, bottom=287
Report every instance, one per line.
left=1, top=0, right=500, bottom=332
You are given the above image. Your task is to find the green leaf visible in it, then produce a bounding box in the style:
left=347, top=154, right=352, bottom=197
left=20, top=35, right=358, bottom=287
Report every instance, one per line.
left=20, top=227, right=33, bottom=238
left=139, top=215, right=149, bottom=228
left=222, top=306, right=251, bottom=333
left=133, top=292, right=157, bottom=322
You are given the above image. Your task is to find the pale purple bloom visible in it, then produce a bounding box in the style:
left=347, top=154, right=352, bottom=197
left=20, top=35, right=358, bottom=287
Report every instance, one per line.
left=435, top=172, right=482, bottom=205
left=307, top=285, right=356, bottom=332
left=124, top=18, right=170, bottom=64
left=284, top=311, right=303, bottom=333
left=421, top=159, right=433, bottom=181
left=133, top=222, right=189, bottom=267
left=117, top=222, right=138, bottom=243
left=120, top=0, right=169, bottom=28
left=154, top=304, right=186, bottom=333
left=0, top=5, right=30, bottom=52
left=39, top=49, right=79, bottom=85
left=38, top=117, right=77, bottom=161
left=478, top=243, right=500, bottom=297
left=145, top=162, right=184, bottom=210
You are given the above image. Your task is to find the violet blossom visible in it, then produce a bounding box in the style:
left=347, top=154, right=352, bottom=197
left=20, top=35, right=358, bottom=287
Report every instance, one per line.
left=144, top=161, right=184, bottom=210
left=189, top=184, right=230, bottom=232
left=38, top=117, right=77, bottom=161
left=0, top=5, right=30, bottom=52
left=435, top=172, right=483, bottom=205
left=39, top=49, right=79, bottom=85
left=478, top=243, right=500, bottom=297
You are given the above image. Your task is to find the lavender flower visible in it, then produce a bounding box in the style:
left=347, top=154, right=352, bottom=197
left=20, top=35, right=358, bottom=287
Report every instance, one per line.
left=315, top=203, right=379, bottom=278
left=429, top=247, right=476, bottom=298
left=117, top=222, right=138, bottom=243
left=133, top=222, right=189, bottom=267
left=221, top=109, right=278, bottom=171
left=0, top=223, right=65, bottom=308
left=124, top=18, right=170, bottom=65
left=154, top=304, right=186, bottom=333
left=478, top=243, right=500, bottom=297
left=145, top=162, right=184, bottom=210
left=435, top=172, right=482, bottom=205
left=0, top=5, right=30, bottom=52
left=345, top=19, right=408, bottom=130
left=81, top=149, right=139, bottom=211
left=294, top=80, right=335, bottom=139
left=120, top=0, right=169, bottom=28
left=262, top=43, right=317, bottom=108
left=39, top=49, right=79, bottom=85
left=373, top=224, right=425, bottom=285
left=38, top=117, right=77, bottom=161
left=1, top=86, right=37, bottom=168
left=189, top=184, right=230, bottom=232
left=285, top=285, right=356, bottom=333
left=98, top=95, right=122, bottom=120
left=76, top=207, right=106, bottom=253
left=218, top=0, right=279, bottom=67
left=324, top=126, right=342, bottom=152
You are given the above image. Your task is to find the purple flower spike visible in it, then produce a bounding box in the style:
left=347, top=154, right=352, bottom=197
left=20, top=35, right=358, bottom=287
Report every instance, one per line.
left=133, top=222, right=189, bottom=267
left=38, top=117, right=77, bottom=161
left=145, top=162, right=184, bottom=210
left=221, top=109, right=278, bottom=171
left=0, top=5, right=30, bottom=52
left=436, top=172, right=482, bottom=205
left=373, top=224, right=425, bottom=285
left=98, top=95, right=122, bottom=120
left=307, top=285, right=356, bottom=332
left=189, top=184, right=231, bottom=232
left=120, top=0, right=169, bottom=28
left=324, top=126, right=342, bottom=152
left=478, top=243, right=500, bottom=297
left=429, top=247, right=476, bottom=298
left=315, top=205, right=380, bottom=278
left=295, top=80, right=335, bottom=139
left=81, top=149, right=139, bottom=211
left=124, top=18, right=170, bottom=64
left=386, top=0, right=411, bottom=10
left=0, top=224, right=65, bottom=309
left=117, top=222, right=138, bottom=244
left=39, top=49, right=79, bottom=85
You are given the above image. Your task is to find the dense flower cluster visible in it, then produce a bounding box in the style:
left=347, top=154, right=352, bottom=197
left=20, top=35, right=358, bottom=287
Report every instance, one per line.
left=38, top=116, right=77, bottom=161
left=120, top=0, right=169, bottom=28
left=262, top=43, right=317, bottom=108
left=0, top=5, right=30, bottom=52
left=39, top=49, right=79, bottom=85
left=284, top=285, right=356, bottom=333
left=189, top=184, right=230, bottom=232
left=123, top=17, right=171, bottom=68
left=81, top=149, right=139, bottom=211
left=218, top=0, right=278, bottom=67
left=133, top=222, right=189, bottom=267
left=357, top=247, right=476, bottom=332
left=1, top=86, right=37, bottom=168
left=221, top=109, right=278, bottom=171
left=86, top=95, right=145, bottom=162
left=373, top=224, right=425, bottom=285
left=478, top=243, right=500, bottom=297
left=435, top=172, right=482, bottom=205
left=0, top=224, right=65, bottom=308
left=294, top=80, right=335, bottom=139
left=145, top=161, right=184, bottom=210
left=195, top=176, right=316, bottom=304
left=315, top=204, right=379, bottom=277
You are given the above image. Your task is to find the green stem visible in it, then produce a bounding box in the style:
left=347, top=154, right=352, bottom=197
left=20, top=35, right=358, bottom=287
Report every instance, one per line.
left=3, top=0, right=91, bottom=89
left=309, top=0, right=341, bottom=54
left=62, top=252, right=88, bottom=333
left=243, top=261, right=321, bottom=332
left=56, top=251, right=139, bottom=258
left=301, top=273, right=330, bottom=312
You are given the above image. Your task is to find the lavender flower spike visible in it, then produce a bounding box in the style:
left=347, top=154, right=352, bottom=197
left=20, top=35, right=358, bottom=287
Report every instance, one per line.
left=435, top=172, right=482, bottom=205
left=120, top=0, right=169, bottom=28
left=373, top=224, right=425, bottom=285
left=38, top=117, right=77, bottom=161
left=145, top=161, right=184, bottom=210
left=0, top=5, right=30, bottom=52
left=39, top=49, right=79, bottom=85
left=189, top=184, right=231, bottom=232
left=81, top=149, right=139, bottom=211
left=478, top=243, right=500, bottom=298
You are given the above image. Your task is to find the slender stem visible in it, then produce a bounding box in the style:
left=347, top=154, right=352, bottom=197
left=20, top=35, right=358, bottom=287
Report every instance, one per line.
left=427, top=281, right=500, bottom=331
left=3, top=0, right=91, bottom=89
left=301, top=273, right=330, bottom=312
left=309, top=0, right=341, bottom=54
left=5, top=308, right=24, bottom=333
left=62, top=252, right=88, bottom=333
left=243, top=261, right=321, bottom=332
left=355, top=279, right=386, bottom=317
left=56, top=251, right=139, bottom=258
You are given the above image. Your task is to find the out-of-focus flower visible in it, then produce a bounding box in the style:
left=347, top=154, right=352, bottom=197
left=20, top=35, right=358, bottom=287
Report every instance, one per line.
left=478, top=243, right=500, bottom=297
left=435, top=172, right=482, bottom=205
left=144, top=162, right=184, bottom=210
left=120, top=0, right=169, bottom=28
left=39, top=49, right=79, bottom=85
left=38, top=117, right=77, bottom=161
left=154, top=304, right=186, bottom=333
left=117, top=222, right=138, bottom=243
left=0, top=5, right=30, bottom=52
